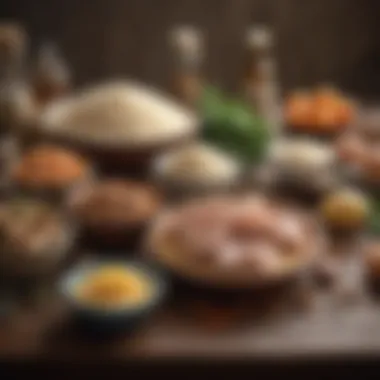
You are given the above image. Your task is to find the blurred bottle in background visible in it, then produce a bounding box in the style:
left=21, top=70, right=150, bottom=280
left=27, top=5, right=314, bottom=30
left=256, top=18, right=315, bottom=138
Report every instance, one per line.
left=0, top=23, right=31, bottom=138
left=30, top=42, right=71, bottom=107
left=168, top=25, right=204, bottom=108
left=243, top=26, right=282, bottom=136
left=0, top=23, right=27, bottom=81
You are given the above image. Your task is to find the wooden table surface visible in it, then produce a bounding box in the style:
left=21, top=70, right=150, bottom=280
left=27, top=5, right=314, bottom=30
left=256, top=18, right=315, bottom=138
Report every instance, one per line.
left=1, top=236, right=380, bottom=369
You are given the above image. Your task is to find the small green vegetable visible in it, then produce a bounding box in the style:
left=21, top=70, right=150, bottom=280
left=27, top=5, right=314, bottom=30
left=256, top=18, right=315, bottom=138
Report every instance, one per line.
left=199, top=85, right=270, bottom=163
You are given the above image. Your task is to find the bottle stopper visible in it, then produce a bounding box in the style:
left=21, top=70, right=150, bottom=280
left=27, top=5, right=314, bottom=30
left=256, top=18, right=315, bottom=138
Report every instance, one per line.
left=169, top=25, right=203, bottom=69
left=245, top=25, right=273, bottom=51
left=32, top=42, right=71, bottom=103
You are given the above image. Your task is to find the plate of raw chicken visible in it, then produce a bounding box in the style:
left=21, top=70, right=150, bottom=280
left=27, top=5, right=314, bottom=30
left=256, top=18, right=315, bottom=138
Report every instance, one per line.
left=147, top=194, right=324, bottom=289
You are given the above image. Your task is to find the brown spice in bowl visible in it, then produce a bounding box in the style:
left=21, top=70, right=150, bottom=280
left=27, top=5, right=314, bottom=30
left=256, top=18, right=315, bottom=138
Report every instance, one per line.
left=72, top=179, right=162, bottom=250
left=74, top=180, right=161, bottom=228
left=0, top=197, right=73, bottom=278
left=12, top=145, right=90, bottom=190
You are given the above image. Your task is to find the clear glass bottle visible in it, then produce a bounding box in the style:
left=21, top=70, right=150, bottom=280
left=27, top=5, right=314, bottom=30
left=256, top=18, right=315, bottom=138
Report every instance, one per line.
left=0, top=23, right=27, bottom=81
left=0, top=23, right=31, bottom=135
left=168, top=25, right=204, bottom=107
left=31, top=42, right=71, bottom=106
left=243, top=26, right=282, bottom=136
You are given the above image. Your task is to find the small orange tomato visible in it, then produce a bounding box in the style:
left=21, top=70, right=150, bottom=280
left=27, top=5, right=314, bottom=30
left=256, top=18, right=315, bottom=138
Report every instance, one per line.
left=314, top=86, right=340, bottom=107
left=315, top=103, right=341, bottom=130
left=285, top=93, right=314, bottom=128
left=336, top=100, right=355, bottom=126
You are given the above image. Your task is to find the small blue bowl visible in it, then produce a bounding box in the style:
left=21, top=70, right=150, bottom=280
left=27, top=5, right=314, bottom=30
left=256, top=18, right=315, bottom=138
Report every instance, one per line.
left=59, top=258, right=168, bottom=337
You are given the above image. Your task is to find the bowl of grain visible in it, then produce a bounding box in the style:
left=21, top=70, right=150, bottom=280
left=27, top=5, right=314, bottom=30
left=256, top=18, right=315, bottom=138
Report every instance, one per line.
left=25, top=81, right=199, bottom=177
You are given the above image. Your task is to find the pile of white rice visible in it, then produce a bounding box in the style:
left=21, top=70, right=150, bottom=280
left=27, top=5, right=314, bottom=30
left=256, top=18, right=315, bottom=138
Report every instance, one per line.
left=40, top=81, right=198, bottom=146
left=155, top=143, right=241, bottom=186
left=269, top=138, right=335, bottom=173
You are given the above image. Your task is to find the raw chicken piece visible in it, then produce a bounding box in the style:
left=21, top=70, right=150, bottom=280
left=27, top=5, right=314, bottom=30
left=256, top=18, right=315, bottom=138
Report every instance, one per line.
left=229, top=206, right=277, bottom=241
left=271, top=214, right=305, bottom=252
left=216, top=243, right=242, bottom=268
left=180, top=202, right=230, bottom=232
left=148, top=211, right=180, bottom=250
left=239, top=241, right=282, bottom=275
left=182, top=224, right=227, bottom=264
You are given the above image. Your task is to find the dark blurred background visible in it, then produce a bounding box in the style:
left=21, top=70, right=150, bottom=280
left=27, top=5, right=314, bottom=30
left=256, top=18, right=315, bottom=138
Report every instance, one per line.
left=1, top=0, right=380, bottom=99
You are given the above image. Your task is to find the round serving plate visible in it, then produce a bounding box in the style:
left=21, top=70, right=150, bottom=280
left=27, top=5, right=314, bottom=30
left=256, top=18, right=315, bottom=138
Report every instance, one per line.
left=145, top=202, right=326, bottom=291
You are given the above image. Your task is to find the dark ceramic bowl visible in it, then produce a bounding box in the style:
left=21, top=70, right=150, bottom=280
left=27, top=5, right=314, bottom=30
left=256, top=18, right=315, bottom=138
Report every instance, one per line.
left=152, top=174, right=242, bottom=204
left=59, top=259, right=168, bottom=337
left=252, top=163, right=342, bottom=206
left=339, top=161, right=380, bottom=196
left=11, top=170, right=97, bottom=207
left=77, top=222, right=148, bottom=253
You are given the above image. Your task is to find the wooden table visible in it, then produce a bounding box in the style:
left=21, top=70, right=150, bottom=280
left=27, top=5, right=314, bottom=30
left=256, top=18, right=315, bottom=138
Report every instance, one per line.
left=1, top=237, right=380, bottom=377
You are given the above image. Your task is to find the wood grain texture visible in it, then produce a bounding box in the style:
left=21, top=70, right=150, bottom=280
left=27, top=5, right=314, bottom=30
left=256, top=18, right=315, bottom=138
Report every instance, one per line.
left=0, top=237, right=376, bottom=363
left=0, top=0, right=380, bottom=95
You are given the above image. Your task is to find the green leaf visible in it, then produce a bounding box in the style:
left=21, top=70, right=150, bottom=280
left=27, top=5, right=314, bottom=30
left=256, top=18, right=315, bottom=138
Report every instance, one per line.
left=199, top=85, right=271, bottom=164
left=199, top=85, right=226, bottom=122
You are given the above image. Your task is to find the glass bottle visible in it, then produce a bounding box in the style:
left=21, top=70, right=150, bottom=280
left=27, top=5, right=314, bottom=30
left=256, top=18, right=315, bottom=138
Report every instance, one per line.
left=0, top=78, right=35, bottom=135
left=31, top=42, right=71, bottom=106
left=168, top=25, right=204, bottom=107
left=243, top=26, right=282, bottom=136
left=0, top=23, right=27, bottom=81
left=0, top=23, right=31, bottom=135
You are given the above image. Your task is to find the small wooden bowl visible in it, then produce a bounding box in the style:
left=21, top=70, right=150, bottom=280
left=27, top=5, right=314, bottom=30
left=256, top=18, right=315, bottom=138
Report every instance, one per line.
left=70, top=180, right=163, bottom=253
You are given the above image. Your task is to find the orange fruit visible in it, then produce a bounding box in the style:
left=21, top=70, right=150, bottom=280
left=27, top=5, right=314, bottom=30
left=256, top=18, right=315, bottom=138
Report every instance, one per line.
left=285, top=92, right=314, bottom=128
left=336, top=100, right=354, bottom=125
left=315, top=103, right=341, bottom=130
